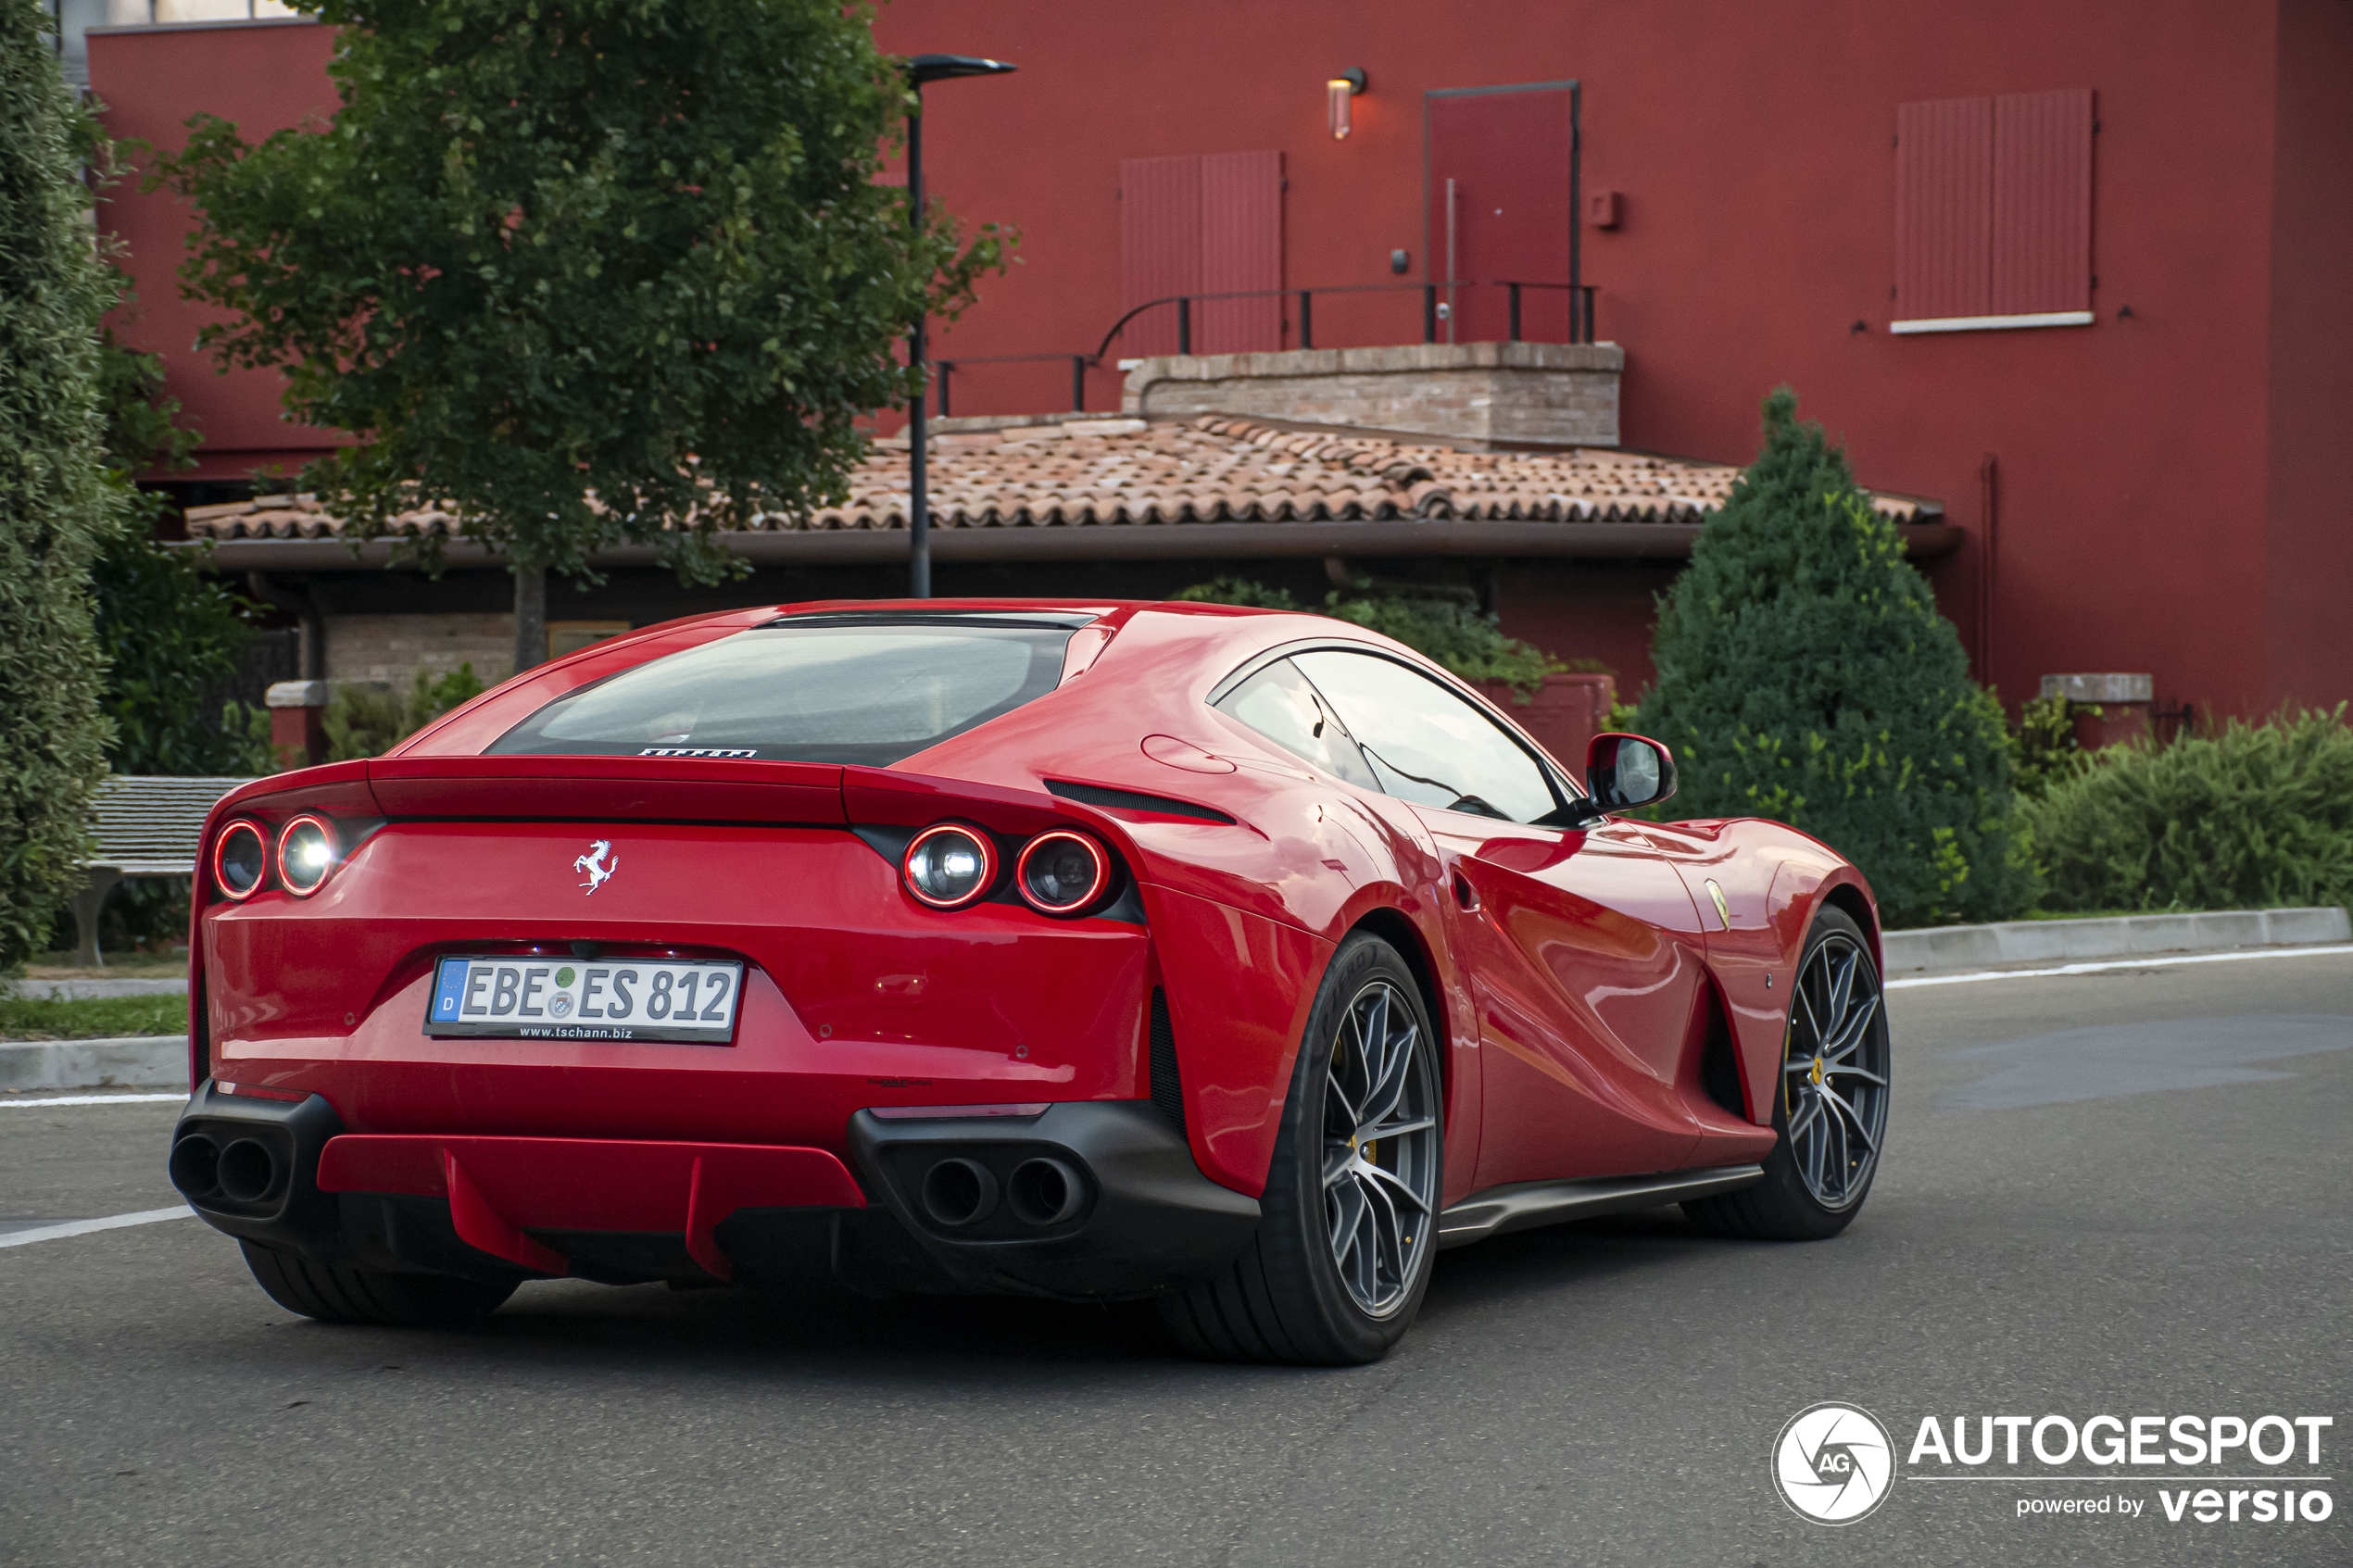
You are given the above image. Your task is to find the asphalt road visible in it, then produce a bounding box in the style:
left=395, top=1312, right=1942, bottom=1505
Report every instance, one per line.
left=3, top=951, right=2348, bottom=1567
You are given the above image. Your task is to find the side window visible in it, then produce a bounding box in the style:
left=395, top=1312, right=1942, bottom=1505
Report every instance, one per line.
left=1290, top=651, right=1559, bottom=823
left=1214, top=659, right=1380, bottom=789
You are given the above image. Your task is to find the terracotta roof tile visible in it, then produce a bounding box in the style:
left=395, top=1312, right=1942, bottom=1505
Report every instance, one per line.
left=182, top=414, right=1930, bottom=541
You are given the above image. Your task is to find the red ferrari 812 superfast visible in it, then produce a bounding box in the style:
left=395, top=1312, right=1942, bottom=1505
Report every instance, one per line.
left=171, top=600, right=1891, bottom=1364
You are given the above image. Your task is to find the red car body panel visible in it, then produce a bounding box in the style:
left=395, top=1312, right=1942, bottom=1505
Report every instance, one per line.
left=181, top=598, right=1878, bottom=1296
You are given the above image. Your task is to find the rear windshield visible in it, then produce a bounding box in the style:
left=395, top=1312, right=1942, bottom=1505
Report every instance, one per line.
left=487, top=621, right=1076, bottom=765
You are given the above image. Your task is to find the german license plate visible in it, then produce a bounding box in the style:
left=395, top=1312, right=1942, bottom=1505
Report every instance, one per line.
left=425, top=956, right=744, bottom=1044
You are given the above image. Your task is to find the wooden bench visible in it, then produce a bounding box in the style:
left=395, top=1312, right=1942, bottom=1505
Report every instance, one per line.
left=70, top=776, right=256, bottom=968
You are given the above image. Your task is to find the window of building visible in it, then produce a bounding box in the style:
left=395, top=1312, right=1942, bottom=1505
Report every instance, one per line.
left=1117, top=151, right=1283, bottom=358
left=1893, top=89, right=2094, bottom=334
left=59, top=3, right=307, bottom=90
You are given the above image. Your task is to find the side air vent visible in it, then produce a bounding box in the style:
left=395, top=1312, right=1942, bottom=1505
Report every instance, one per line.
left=1047, top=780, right=1235, bottom=824
left=1699, top=991, right=1746, bottom=1119
left=1149, top=988, right=1185, bottom=1133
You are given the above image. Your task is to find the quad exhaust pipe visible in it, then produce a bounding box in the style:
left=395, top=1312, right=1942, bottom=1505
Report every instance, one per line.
left=1006, top=1158, right=1084, bottom=1226
left=170, top=1132, right=285, bottom=1206
left=916, top=1155, right=1088, bottom=1230
left=920, top=1157, right=999, bottom=1227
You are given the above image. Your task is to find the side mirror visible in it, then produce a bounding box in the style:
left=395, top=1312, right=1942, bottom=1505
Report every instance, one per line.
left=1585, top=733, right=1678, bottom=815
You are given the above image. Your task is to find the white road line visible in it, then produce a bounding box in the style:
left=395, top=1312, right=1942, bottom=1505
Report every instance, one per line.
left=0, top=1207, right=194, bottom=1248
left=0, top=1092, right=188, bottom=1109
left=1887, top=944, right=2353, bottom=990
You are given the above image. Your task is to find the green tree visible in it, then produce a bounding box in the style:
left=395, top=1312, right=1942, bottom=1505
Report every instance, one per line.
left=89, top=271, right=265, bottom=781
left=163, top=0, right=1006, bottom=675
left=0, top=1, right=117, bottom=971
left=1635, top=389, right=2031, bottom=926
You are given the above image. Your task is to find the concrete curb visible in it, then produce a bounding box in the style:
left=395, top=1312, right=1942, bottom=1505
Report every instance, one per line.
left=0, top=1036, right=188, bottom=1093
left=1882, top=907, right=2350, bottom=975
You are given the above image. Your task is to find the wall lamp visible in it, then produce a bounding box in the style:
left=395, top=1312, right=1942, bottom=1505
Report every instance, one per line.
left=1327, top=69, right=1366, bottom=140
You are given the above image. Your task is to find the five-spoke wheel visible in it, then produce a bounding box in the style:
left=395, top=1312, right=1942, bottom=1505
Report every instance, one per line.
left=1322, top=978, right=1442, bottom=1317
left=1779, top=925, right=1889, bottom=1210
left=1157, top=933, right=1443, bottom=1363
left=1684, top=904, right=1891, bottom=1240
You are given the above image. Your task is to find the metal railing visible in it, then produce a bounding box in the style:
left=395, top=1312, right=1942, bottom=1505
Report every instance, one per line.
left=925, top=279, right=1599, bottom=419
left=931, top=354, right=1093, bottom=418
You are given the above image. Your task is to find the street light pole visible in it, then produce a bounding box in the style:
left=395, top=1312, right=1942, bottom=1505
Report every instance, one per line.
left=904, top=54, right=1015, bottom=599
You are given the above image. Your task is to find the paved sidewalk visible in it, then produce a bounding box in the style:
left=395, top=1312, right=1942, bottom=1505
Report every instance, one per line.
left=1882, top=906, right=2348, bottom=975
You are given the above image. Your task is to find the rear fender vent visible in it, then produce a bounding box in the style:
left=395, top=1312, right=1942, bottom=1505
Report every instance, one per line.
left=1046, top=780, right=1236, bottom=824
left=1149, top=988, right=1185, bottom=1133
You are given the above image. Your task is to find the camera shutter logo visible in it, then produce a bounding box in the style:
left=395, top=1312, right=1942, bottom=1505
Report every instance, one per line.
left=1773, top=1402, right=1896, bottom=1524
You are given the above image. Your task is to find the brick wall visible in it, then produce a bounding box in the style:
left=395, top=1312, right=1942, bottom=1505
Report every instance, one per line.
left=1122, top=342, right=1623, bottom=447
left=326, top=613, right=514, bottom=688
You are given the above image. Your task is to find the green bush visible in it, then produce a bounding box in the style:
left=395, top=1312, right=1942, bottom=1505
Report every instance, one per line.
left=0, top=6, right=118, bottom=972
left=81, top=293, right=250, bottom=954
left=89, top=535, right=264, bottom=777
left=2008, top=694, right=2101, bottom=799
left=1173, top=577, right=1563, bottom=696
left=323, top=665, right=487, bottom=761
left=1634, top=389, right=2032, bottom=927
left=2025, top=708, right=2353, bottom=914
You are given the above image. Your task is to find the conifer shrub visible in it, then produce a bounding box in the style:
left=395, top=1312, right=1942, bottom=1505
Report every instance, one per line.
left=1634, top=389, right=2031, bottom=926
left=0, top=6, right=117, bottom=971
left=2025, top=708, right=2353, bottom=913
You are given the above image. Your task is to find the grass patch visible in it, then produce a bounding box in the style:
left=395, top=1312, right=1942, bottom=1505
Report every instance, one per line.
left=0, top=991, right=186, bottom=1041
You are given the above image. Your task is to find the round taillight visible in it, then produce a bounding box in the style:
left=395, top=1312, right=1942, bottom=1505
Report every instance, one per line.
left=213, top=820, right=269, bottom=900
left=903, top=824, right=996, bottom=909
left=276, top=814, right=338, bottom=897
left=1016, top=830, right=1110, bottom=915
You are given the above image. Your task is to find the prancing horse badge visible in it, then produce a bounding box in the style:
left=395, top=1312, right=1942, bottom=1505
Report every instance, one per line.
left=574, top=839, right=619, bottom=896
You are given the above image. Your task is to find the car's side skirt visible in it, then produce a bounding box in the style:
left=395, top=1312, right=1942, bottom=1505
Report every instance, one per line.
left=1435, top=1165, right=1766, bottom=1249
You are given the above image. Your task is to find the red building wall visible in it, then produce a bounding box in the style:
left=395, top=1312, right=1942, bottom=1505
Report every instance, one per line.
left=91, top=3, right=2353, bottom=717
left=2262, top=0, right=2353, bottom=713
left=865, top=0, right=2342, bottom=718
left=92, top=19, right=341, bottom=483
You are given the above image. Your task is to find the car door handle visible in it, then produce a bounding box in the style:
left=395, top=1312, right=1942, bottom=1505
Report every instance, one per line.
left=1452, top=872, right=1481, bottom=913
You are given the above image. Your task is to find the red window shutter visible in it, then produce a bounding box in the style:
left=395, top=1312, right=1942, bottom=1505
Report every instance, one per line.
left=1119, top=156, right=1202, bottom=358
left=1894, top=96, right=1993, bottom=322
left=1198, top=150, right=1284, bottom=355
left=1991, top=89, right=2094, bottom=316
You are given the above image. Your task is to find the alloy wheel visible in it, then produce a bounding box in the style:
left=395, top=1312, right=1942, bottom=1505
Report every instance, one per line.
left=1780, top=931, right=1889, bottom=1210
left=1321, top=979, right=1441, bottom=1316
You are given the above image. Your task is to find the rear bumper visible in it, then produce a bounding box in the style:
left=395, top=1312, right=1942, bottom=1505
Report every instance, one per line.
left=846, top=1102, right=1260, bottom=1298
left=170, top=1084, right=1258, bottom=1300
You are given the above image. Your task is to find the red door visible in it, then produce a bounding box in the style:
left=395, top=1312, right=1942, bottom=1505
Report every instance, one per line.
left=1424, top=813, right=1710, bottom=1185
left=1426, top=83, right=1579, bottom=344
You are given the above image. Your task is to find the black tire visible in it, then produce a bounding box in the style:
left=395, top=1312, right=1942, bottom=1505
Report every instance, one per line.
left=1157, top=933, right=1444, bottom=1365
left=240, top=1240, right=518, bottom=1326
left=1685, top=905, right=1889, bottom=1240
